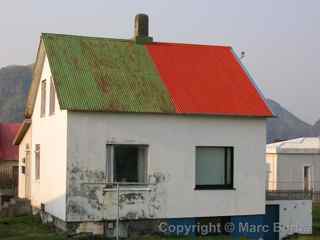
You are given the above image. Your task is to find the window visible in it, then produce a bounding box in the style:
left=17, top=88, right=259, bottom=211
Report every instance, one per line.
left=21, top=166, right=26, bottom=174
left=304, top=165, right=312, bottom=191
left=106, top=144, right=148, bottom=184
left=35, top=144, right=40, bottom=180
left=195, top=146, right=233, bottom=190
left=40, top=80, right=46, bottom=117
left=49, top=78, right=55, bottom=115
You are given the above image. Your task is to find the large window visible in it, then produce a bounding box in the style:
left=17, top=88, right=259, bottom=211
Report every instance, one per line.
left=195, top=146, right=233, bottom=190
left=49, top=78, right=55, bottom=115
left=40, top=80, right=46, bottom=117
left=106, top=144, right=148, bottom=184
left=35, top=144, right=40, bottom=180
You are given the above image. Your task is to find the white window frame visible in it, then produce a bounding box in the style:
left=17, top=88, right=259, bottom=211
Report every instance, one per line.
left=302, top=164, right=313, bottom=191
left=49, top=77, right=56, bottom=115
left=40, top=79, right=46, bottom=117
left=35, top=144, right=41, bottom=180
left=195, top=146, right=234, bottom=190
left=106, top=144, right=148, bottom=185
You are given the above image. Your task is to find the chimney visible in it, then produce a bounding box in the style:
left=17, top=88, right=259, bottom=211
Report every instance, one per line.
left=134, top=14, right=153, bottom=44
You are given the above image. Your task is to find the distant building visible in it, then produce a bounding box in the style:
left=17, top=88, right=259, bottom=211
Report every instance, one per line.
left=266, top=137, right=320, bottom=192
left=0, top=123, right=20, bottom=191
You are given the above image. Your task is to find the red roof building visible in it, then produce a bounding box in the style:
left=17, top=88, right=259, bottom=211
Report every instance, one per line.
left=0, top=123, right=20, bottom=161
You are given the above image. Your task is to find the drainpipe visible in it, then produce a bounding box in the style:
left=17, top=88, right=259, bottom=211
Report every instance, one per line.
left=103, top=182, right=152, bottom=239
left=116, top=182, right=120, bottom=240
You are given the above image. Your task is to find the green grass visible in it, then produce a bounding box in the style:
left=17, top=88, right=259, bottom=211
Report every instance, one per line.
left=0, top=215, right=243, bottom=240
left=289, top=236, right=320, bottom=240
left=313, top=203, right=320, bottom=234
left=139, top=237, right=243, bottom=240
left=0, top=216, right=65, bottom=240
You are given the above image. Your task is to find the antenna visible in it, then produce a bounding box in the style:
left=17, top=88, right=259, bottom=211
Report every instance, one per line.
left=240, top=51, right=245, bottom=60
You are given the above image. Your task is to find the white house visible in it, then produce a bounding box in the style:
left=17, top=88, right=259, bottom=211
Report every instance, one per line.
left=266, top=137, right=320, bottom=192
left=14, top=14, right=273, bottom=237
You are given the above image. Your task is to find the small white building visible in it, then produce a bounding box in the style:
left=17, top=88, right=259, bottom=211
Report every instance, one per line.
left=14, top=14, right=274, bottom=238
left=266, top=137, right=320, bottom=191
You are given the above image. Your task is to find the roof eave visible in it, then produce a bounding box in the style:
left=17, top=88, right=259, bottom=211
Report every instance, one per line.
left=25, top=37, right=47, bottom=118
left=229, top=48, right=274, bottom=118
left=67, top=109, right=272, bottom=118
left=13, top=119, right=32, bottom=146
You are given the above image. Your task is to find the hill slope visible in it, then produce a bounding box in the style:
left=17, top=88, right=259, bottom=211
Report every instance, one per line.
left=0, top=64, right=318, bottom=142
left=0, top=65, right=32, bottom=122
left=266, top=99, right=315, bottom=143
left=313, top=120, right=320, bottom=136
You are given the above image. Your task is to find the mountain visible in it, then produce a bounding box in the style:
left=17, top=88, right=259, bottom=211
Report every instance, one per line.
left=0, top=64, right=318, bottom=142
left=266, top=99, right=315, bottom=143
left=0, top=65, right=33, bottom=123
left=313, top=120, right=320, bottom=136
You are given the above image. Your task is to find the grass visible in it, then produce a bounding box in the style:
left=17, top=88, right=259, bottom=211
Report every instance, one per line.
left=0, top=216, right=65, bottom=240
left=0, top=215, right=243, bottom=240
left=139, top=237, right=241, bottom=240
left=8, top=208, right=320, bottom=240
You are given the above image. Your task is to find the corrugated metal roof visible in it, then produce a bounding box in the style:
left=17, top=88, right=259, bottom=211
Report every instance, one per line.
left=42, top=33, right=175, bottom=113
left=0, top=123, right=20, bottom=160
left=146, top=42, right=272, bottom=117
left=35, top=33, right=272, bottom=117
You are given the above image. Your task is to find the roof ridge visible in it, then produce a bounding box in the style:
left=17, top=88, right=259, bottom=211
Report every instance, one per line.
left=41, top=32, right=133, bottom=43
left=41, top=32, right=231, bottom=48
left=150, top=41, right=231, bottom=48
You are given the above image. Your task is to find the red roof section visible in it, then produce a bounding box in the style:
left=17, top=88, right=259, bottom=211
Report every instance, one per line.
left=0, top=123, right=20, bottom=161
left=146, top=43, right=272, bottom=117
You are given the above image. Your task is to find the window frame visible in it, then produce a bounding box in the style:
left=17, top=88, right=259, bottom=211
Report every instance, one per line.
left=40, top=79, right=46, bottom=117
left=35, top=144, right=40, bottom=180
left=195, top=146, right=234, bottom=190
left=49, top=77, right=56, bottom=115
left=106, top=144, right=149, bottom=185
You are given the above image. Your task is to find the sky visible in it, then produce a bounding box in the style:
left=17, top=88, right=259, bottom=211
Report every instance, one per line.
left=1, top=0, right=319, bottom=123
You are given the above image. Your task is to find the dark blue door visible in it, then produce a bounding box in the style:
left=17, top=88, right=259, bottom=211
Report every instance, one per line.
left=264, top=205, right=279, bottom=240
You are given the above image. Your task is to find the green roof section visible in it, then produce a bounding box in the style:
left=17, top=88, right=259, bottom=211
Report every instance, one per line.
left=42, top=33, right=175, bottom=113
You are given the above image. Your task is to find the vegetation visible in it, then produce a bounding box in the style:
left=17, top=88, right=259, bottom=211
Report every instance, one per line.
left=0, top=215, right=244, bottom=239
left=1, top=204, right=320, bottom=239
left=0, top=215, right=64, bottom=240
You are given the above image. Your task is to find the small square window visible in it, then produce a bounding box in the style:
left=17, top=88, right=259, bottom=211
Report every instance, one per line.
left=195, top=146, right=234, bottom=190
left=106, top=144, right=148, bottom=184
left=21, top=166, right=26, bottom=174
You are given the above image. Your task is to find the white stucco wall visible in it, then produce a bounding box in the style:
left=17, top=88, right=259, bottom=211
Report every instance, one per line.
left=18, top=127, right=32, bottom=199
left=266, top=153, right=277, bottom=190
left=267, top=200, right=312, bottom=239
left=30, top=56, right=68, bottom=220
left=66, top=112, right=267, bottom=222
left=268, top=153, right=320, bottom=191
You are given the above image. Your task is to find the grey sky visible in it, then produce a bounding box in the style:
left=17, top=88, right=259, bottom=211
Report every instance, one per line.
left=1, top=0, right=319, bottom=123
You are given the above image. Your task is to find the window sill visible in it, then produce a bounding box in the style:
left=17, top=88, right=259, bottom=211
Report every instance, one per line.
left=103, top=186, right=152, bottom=192
left=103, top=183, right=152, bottom=192
left=194, top=185, right=236, bottom=191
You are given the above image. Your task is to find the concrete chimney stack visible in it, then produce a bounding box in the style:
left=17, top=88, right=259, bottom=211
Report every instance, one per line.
left=134, top=14, right=153, bottom=43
